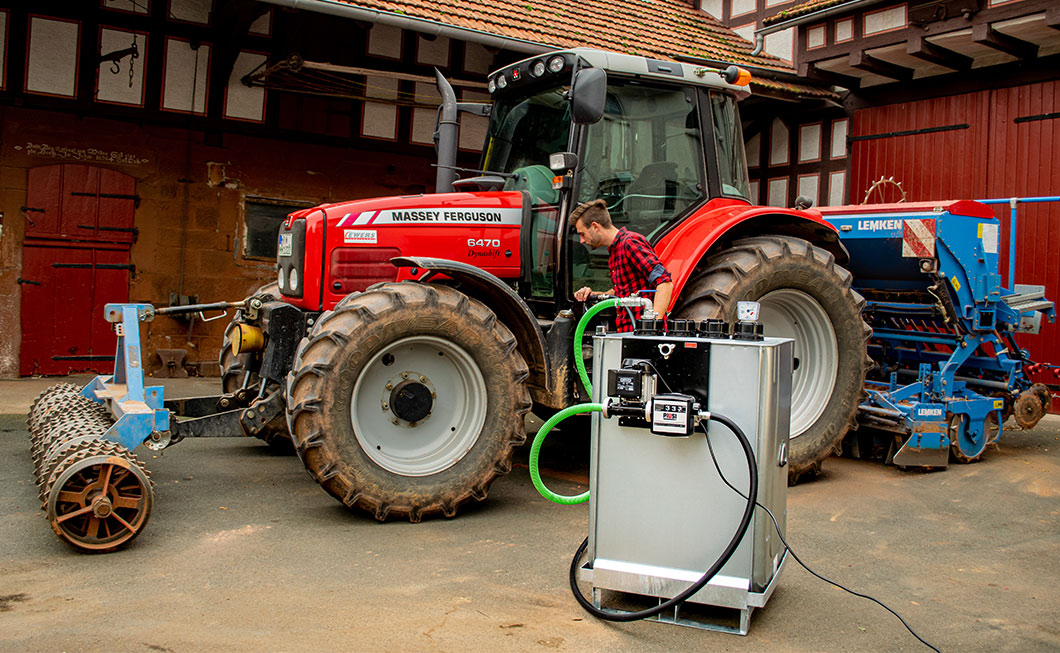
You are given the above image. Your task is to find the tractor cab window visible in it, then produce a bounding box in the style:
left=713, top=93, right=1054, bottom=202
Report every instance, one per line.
left=710, top=91, right=751, bottom=199
left=483, top=85, right=572, bottom=299
left=572, top=82, right=707, bottom=296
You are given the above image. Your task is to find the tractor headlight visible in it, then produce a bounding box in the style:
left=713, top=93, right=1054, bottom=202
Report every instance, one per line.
left=289, top=267, right=299, bottom=292
left=277, top=267, right=285, bottom=290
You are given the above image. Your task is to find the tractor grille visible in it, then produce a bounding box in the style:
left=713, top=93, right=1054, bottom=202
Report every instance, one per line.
left=329, top=246, right=401, bottom=294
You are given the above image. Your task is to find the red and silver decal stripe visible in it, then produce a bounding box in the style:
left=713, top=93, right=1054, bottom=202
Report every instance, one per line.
left=902, top=218, right=936, bottom=258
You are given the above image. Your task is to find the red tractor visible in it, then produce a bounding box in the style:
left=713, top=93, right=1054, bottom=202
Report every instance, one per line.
left=226, top=48, right=869, bottom=522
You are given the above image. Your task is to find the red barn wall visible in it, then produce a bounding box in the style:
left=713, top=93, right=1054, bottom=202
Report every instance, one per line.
left=850, top=80, right=1060, bottom=396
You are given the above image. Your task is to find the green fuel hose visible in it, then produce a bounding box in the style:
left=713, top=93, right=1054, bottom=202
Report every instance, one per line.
left=529, top=296, right=629, bottom=504
left=573, top=298, right=621, bottom=396
left=528, top=403, right=602, bottom=504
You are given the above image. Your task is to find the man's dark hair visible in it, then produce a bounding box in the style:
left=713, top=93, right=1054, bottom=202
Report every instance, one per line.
left=568, top=199, right=613, bottom=229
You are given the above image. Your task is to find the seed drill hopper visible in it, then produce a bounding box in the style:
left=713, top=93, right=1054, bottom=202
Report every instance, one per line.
left=821, top=200, right=1055, bottom=467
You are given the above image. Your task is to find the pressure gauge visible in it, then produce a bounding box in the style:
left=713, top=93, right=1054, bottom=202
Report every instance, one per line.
left=737, top=301, right=760, bottom=322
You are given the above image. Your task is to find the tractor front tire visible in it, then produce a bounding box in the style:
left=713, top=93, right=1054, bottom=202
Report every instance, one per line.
left=286, top=282, right=531, bottom=522
left=674, top=235, right=870, bottom=484
left=219, top=282, right=292, bottom=452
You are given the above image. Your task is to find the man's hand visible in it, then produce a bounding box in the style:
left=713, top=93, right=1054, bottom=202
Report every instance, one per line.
left=574, top=287, right=594, bottom=301
left=653, top=281, right=673, bottom=317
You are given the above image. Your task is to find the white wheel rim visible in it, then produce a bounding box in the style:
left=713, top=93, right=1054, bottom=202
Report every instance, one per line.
left=758, top=289, right=839, bottom=439
left=351, top=336, right=487, bottom=476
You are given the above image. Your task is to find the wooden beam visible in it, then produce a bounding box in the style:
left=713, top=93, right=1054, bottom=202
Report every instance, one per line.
left=972, top=23, right=1039, bottom=59
left=798, top=62, right=861, bottom=90
left=848, top=50, right=915, bottom=81
left=906, top=35, right=973, bottom=71
left=1047, top=6, right=1060, bottom=32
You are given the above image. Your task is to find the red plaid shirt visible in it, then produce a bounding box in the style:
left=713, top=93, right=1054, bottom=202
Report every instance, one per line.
left=608, top=228, right=672, bottom=332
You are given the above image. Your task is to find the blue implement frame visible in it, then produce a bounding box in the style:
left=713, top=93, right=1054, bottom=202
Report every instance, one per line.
left=824, top=199, right=1054, bottom=466
left=80, top=303, right=169, bottom=450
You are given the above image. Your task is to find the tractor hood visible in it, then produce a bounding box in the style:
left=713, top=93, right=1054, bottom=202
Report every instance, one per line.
left=278, top=191, right=527, bottom=311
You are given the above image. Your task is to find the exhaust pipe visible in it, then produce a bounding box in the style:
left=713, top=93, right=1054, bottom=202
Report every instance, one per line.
left=434, top=69, right=458, bottom=194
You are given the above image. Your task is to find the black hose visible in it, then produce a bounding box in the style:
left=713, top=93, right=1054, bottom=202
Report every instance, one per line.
left=567, top=411, right=757, bottom=621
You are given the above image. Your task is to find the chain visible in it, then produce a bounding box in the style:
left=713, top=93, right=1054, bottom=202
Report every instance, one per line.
left=129, top=33, right=139, bottom=87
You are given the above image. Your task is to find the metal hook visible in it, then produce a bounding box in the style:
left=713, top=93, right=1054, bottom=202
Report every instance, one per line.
left=198, top=309, right=229, bottom=322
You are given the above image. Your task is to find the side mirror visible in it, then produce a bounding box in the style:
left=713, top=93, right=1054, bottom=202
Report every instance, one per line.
left=570, top=68, right=606, bottom=125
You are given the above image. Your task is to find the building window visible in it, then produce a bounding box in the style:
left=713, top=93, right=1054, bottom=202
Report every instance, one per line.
left=27, top=17, right=80, bottom=98
left=799, top=122, right=822, bottom=163
left=244, top=198, right=314, bottom=260
left=104, top=0, right=149, bottom=15
left=835, top=18, right=854, bottom=43
left=162, top=37, right=210, bottom=114
left=808, top=24, right=827, bottom=49
left=97, top=27, right=147, bottom=106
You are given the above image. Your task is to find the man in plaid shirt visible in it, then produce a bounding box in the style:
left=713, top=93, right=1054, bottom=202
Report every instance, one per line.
left=570, top=199, right=673, bottom=332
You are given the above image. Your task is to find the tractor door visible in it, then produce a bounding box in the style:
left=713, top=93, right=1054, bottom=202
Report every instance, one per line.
left=481, top=84, right=570, bottom=306
left=570, top=82, right=709, bottom=296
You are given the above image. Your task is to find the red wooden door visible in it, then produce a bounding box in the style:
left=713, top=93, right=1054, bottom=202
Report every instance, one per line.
left=20, top=164, right=134, bottom=376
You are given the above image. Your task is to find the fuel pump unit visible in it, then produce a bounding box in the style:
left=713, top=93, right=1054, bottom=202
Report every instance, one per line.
left=531, top=300, right=938, bottom=646
left=578, top=316, right=792, bottom=634
left=528, top=298, right=794, bottom=635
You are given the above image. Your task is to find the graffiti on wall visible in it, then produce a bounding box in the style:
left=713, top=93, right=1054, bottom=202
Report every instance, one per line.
left=15, top=142, right=149, bottom=166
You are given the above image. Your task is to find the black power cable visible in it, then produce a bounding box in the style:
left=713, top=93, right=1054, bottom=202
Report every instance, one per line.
left=701, top=421, right=941, bottom=652
left=567, top=411, right=757, bottom=622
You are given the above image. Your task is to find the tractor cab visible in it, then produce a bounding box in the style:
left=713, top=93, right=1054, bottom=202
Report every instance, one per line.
left=468, top=49, right=753, bottom=313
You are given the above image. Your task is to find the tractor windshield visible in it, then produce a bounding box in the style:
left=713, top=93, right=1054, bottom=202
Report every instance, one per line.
left=483, top=83, right=571, bottom=300
left=570, top=81, right=713, bottom=296
left=482, top=84, right=571, bottom=189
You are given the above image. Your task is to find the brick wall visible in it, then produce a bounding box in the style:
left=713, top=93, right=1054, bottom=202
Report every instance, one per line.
left=0, top=105, right=435, bottom=378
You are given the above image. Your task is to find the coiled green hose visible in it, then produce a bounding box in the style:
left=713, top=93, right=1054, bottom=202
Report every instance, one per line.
left=528, top=403, right=602, bottom=504
left=572, top=298, right=621, bottom=396
left=529, top=297, right=625, bottom=504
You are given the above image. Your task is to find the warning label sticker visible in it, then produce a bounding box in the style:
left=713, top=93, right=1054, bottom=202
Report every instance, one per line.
left=901, top=218, right=936, bottom=258
left=981, top=223, right=999, bottom=254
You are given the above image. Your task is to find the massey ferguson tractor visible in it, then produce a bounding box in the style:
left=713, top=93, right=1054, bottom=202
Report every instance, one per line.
left=29, top=48, right=1055, bottom=551
left=31, top=49, right=878, bottom=545
left=249, top=48, right=872, bottom=520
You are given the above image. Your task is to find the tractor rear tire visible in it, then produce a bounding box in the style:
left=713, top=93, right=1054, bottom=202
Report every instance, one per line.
left=286, top=282, right=531, bottom=522
left=673, top=235, right=870, bottom=484
left=219, top=282, right=292, bottom=453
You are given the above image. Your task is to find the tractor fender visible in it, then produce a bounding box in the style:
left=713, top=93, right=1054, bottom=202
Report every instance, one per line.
left=655, top=203, right=849, bottom=310
left=391, top=256, right=551, bottom=396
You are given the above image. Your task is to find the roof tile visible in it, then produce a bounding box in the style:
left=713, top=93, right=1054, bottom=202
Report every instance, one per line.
left=327, top=0, right=834, bottom=97
left=762, top=0, right=862, bottom=26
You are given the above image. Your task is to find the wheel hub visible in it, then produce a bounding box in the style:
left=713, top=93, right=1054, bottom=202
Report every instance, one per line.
left=354, top=336, right=487, bottom=477
left=757, top=289, right=839, bottom=439
left=390, top=380, right=433, bottom=424
left=1014, top=390, right=1045, bottom=429
left=91, top=495, right=113, bottom=518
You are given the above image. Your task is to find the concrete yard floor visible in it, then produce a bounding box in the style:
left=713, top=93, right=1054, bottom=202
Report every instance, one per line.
left=1, top=381, right=1058, bottom=651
